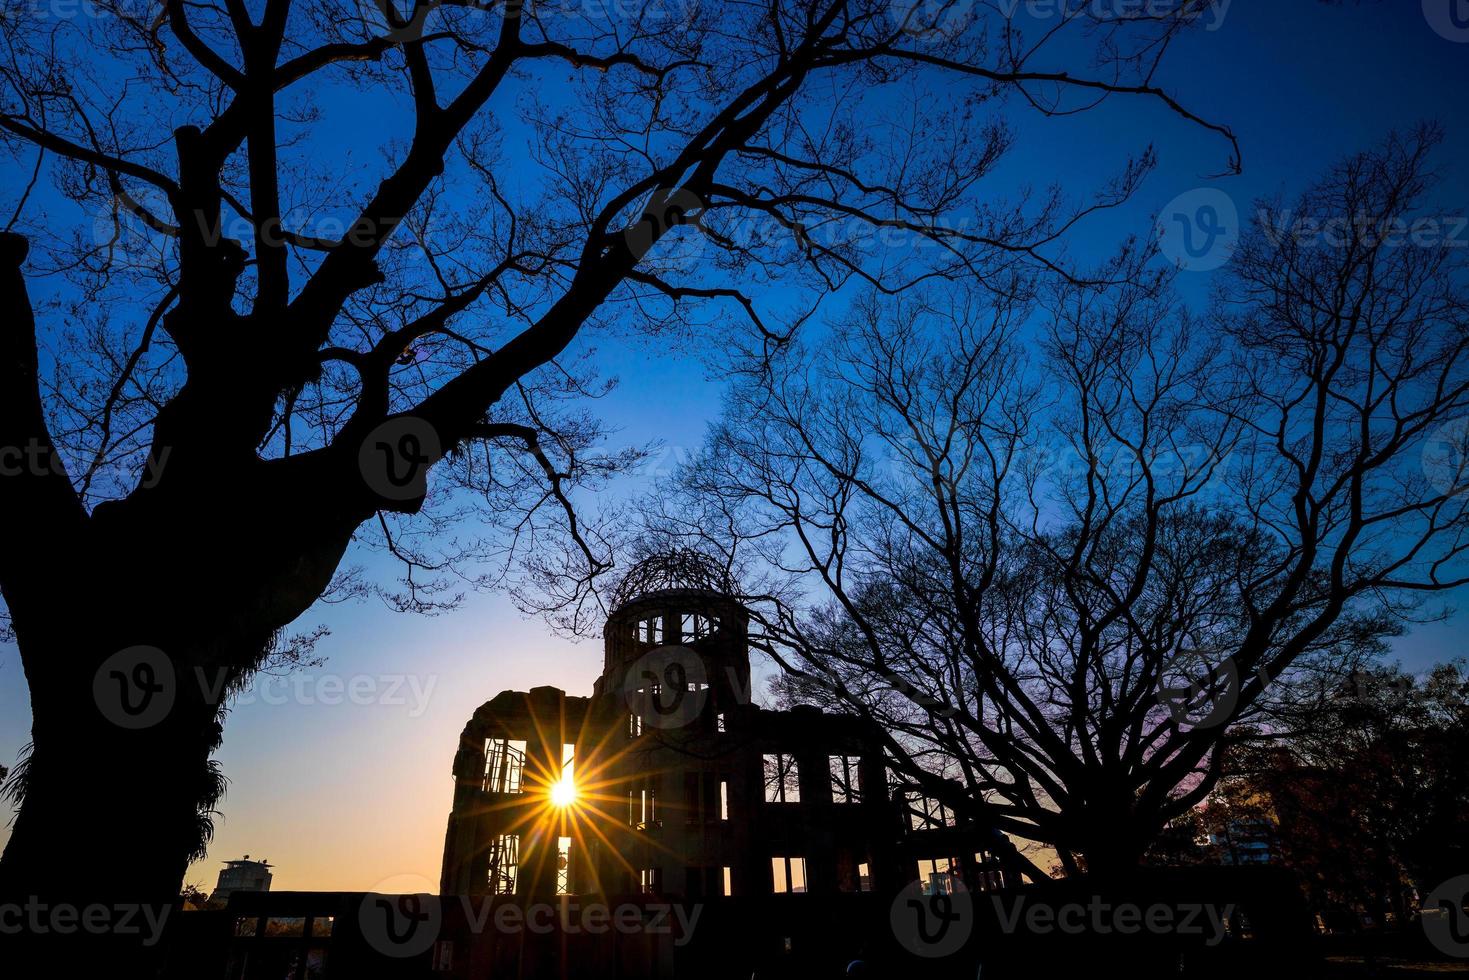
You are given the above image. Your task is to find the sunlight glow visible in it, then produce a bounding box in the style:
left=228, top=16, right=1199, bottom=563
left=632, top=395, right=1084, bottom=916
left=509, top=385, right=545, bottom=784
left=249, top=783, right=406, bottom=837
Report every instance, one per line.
left=472, top=706, right=681, bottom=897
left=550, top=778, right=578, bottom=808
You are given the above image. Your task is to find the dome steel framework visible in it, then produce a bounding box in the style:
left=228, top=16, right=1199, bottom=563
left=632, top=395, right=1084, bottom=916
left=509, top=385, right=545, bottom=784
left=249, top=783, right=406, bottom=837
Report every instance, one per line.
left=611, top=549, right=735, bottom=610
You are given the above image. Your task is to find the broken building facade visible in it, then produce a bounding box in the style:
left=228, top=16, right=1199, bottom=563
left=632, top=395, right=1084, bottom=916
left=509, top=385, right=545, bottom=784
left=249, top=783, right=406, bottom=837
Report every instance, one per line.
left=439, top=552, right=1012, bottom=904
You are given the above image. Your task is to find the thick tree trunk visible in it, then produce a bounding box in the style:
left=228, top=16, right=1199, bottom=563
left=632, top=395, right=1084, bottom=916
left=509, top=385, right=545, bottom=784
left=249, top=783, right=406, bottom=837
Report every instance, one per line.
left=0, top=517, right=350, bottom=972
left=0, top=229, right=395, bottom=969
left=1078, top=845, right=1150, bottom=880
left=1073, top=811, right=1155, bottom=880
left=0, top=631, right=224, bottom=973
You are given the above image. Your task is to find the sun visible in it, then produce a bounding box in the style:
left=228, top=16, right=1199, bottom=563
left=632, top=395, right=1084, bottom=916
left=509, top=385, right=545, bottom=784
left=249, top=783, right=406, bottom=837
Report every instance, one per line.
left=550, top=778, right=578, bottom=808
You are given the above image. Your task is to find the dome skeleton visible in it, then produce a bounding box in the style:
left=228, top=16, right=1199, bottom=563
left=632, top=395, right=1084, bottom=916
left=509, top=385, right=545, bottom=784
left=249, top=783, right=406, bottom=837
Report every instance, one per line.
left=610, top=549, right=736, bottom=610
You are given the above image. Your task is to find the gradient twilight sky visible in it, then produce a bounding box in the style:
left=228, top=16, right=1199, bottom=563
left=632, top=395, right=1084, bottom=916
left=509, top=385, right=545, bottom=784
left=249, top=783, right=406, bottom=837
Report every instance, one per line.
left=2, top=2, right=1468, bottom=893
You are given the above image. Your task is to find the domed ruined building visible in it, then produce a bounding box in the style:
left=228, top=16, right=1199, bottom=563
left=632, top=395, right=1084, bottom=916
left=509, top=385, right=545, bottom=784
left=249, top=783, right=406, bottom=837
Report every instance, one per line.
left=439, top=551, right=1010, bottom=903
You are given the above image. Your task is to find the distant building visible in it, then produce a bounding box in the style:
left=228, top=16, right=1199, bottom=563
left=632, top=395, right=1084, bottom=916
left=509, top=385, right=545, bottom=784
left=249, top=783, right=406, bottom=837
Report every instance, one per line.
left=440, top=551, right=1014, bottom=901
left=209, top=856, right=274, bottom=905
left=1211, top=818, right=1276, bottom=866
left=1204, top=785, right=1280, bottom=867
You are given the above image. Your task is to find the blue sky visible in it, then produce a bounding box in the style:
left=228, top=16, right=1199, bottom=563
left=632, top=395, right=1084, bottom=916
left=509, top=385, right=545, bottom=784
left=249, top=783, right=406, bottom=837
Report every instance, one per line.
left=1, top=1, right=1467, bottom=891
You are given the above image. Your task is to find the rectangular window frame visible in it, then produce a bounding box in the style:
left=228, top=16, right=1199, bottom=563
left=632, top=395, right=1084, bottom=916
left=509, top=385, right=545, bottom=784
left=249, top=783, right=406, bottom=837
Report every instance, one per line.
left=483, top=738, right=527, bottom=795
left=829, top=754, right=862, bottom=803
left=763, top=753, right=801, bottom=804
left=771, top=855, right=808, bottom=894
left=916, top=856, right=963, bottom=896
left=488, top=834, right=519, bottom=895
left=638, top=617, right=663, bottom=644
left=556, top=836, right=573, bottom=895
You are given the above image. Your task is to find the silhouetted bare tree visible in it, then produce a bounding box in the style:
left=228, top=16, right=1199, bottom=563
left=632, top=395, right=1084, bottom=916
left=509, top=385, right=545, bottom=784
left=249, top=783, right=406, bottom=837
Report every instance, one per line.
left=1205, top=662, right=1469, bottom=925
left=0, top=0, right=1239, bottom=942
left=650, top=128, right=1469, bottom=877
